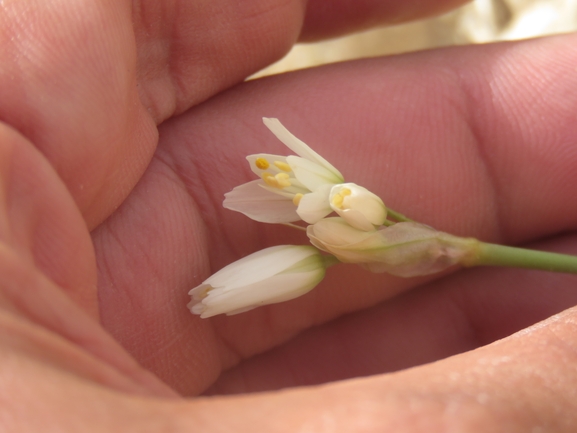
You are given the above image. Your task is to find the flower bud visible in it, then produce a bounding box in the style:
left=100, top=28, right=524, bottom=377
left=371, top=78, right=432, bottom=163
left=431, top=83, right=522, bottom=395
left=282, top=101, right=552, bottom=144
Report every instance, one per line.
left=188, top=245, right=327, bottom=318
left=307, top=219, right=472, bottom=277
left=329, top=183, right=387, bottom=231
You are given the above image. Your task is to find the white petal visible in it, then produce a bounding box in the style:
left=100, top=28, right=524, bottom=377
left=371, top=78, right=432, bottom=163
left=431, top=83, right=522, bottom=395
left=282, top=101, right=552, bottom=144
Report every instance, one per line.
left=203, top=245, right=319, bottom=290
left=263, top=118, right=343, bottom=180
left=336, top=209, right=377, bottom=231
left=296, top=184, right=333, bottom=224
left=306, top=217, right=376, bottom=246
left=199, top=271, right=324, bottom=318
left=246, top=154, right=288, bottom=177
left=287, top=156, right=342, bottom=191
left=223, top=180, right=299, bottom=223
left=329, top=183, right=387, bottom=230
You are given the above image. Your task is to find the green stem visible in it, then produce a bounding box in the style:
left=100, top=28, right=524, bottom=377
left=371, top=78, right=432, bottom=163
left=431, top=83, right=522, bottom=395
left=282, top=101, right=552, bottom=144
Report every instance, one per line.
left=465, top=241, right=577, bottom=274
left=386, top=208, right=414, bottom=223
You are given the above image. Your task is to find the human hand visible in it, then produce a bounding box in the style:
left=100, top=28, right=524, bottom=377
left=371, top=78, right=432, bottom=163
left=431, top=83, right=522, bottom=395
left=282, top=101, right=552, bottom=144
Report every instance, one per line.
left=2, top=0, right=577, bottom=431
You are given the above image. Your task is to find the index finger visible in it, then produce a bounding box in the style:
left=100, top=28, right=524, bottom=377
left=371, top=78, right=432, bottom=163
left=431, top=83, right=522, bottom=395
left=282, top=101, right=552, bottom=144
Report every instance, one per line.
left=0, top=0, right=465, bottom=228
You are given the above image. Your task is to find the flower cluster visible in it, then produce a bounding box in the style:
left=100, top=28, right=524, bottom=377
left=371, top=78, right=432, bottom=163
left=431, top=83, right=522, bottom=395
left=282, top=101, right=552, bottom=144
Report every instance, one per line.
left=222, top=118, right=345, bottom=225
left=189, top=118, right=471, bottom=317
left=223, top=118, right=388, bottom=231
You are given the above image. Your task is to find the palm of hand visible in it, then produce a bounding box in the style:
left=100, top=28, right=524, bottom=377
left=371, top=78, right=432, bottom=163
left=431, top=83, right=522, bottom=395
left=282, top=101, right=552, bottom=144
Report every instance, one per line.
left=3, top=0, right=577, bottom=429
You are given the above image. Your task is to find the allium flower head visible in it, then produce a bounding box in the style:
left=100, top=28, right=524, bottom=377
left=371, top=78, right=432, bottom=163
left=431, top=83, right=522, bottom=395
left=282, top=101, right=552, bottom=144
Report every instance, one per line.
left=223, top=118, right=344, bottom=225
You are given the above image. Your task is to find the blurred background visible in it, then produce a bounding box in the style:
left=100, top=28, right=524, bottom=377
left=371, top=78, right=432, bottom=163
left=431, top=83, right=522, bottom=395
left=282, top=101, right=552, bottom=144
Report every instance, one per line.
left=254, top=0, right=577, bottom=78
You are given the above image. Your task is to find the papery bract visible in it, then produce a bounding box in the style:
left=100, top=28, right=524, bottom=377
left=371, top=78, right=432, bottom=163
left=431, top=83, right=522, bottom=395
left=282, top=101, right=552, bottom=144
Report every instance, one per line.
left=307, top=218, right=472, bottom=277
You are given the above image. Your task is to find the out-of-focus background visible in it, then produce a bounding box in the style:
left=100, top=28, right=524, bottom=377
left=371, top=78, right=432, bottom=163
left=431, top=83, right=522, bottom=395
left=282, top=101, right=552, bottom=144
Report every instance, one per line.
left=254, top=0, right=577, bottom=78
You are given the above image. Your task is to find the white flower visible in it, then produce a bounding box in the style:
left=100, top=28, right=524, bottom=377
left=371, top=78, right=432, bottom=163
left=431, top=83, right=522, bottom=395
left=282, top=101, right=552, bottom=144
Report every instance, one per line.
left=223, top=118, right=344, bottom=224
left=329, top=183, right=387, bottom=231
left=188, top=245, right=327, bottom=318
left=307, top=218, right=471, bottom=277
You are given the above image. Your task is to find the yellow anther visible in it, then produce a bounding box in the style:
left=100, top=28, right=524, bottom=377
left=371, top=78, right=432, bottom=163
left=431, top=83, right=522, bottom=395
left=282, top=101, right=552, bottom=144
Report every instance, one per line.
left=262, top=172, right=279, bottom=187
left=274, top=160, right=292, bottom=172
left=331, top=194, right=344, bottom=208
left=275, top=173, right=291, bottom=188
left=255, top=157, right=270, bottom=170
left=292, top=193, right=304, bottom=206
left=261, top=172, right=291, bottom=189
left=340, top=188, right=352, bottom=196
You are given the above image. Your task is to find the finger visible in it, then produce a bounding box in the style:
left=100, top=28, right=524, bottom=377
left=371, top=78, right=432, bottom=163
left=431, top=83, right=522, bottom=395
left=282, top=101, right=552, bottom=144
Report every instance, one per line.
left=0, top=325, right=176, bottom=432
left=0, top=124, right=174, bottom=397
left=0, top=0, right=157, bottom=228
left=0, top=0, right=472, bottom=228
left=0, top=123, right=97, bottom=316
left=175, top=307, right=577, bottom=432
left=301, top=0, right=469, bottom=41
left=93, top=33, right=577, bottom=395
left=5, top=305, right=577, bottom=431
left=0, top=0, right=303, bottom=228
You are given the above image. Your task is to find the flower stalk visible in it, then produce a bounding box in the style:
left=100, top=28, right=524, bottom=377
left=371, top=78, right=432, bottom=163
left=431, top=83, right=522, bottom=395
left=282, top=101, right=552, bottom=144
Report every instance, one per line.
left=463, top=241, right=577, bottom=274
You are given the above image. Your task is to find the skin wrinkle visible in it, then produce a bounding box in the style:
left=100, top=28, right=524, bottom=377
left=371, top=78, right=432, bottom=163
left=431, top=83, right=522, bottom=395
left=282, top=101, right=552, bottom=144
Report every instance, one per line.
left=132, top=1, right=176, bottom=122
left=475, top=41, right=577, bottom=242
left=0, top=313, right=150, bottom=397
left=158, top=115, right=262, bottom=270
left=452, top=48, right=517, bottom=241
left=98, top=219, right=161, bottom=313
left=151, top=126, right=243, bottom=332
left=94, top=152, right=224, bottom=394
left=436, top=62, right=502, bottom=241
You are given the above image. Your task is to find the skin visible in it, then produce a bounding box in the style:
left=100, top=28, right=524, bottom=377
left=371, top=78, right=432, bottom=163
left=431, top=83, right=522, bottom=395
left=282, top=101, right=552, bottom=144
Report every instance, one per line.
left=1, top=0, right=577, bottom=431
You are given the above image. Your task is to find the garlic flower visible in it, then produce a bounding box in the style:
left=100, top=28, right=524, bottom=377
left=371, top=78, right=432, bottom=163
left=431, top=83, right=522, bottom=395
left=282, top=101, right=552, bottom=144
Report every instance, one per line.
left=223, top=118, right=344, bottom=224
left=188, top=245, right=328, bottom=318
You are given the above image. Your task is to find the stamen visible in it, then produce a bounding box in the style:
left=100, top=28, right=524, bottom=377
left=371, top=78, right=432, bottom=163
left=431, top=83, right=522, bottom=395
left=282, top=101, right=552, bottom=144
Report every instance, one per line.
left=331, top=187, right=351, bottom=209
left=292, top=193, right=304, bottom=206
left=262, top=172, right=279, bottom=188
left=262, top=172, right=291, bottom=189
left=255, top=157, right=270, bottom=170
left=274, top=161, right=292, bottom=172
left=331, top=194, right=344, bottom=208
left=275, top=173, right=291, bottom=188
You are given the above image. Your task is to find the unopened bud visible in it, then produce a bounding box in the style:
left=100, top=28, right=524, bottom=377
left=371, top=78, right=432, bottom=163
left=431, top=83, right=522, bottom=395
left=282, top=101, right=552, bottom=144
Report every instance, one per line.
left=329, top=183, right=387, bottom=231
